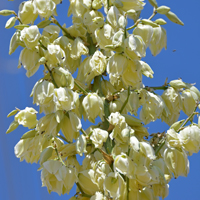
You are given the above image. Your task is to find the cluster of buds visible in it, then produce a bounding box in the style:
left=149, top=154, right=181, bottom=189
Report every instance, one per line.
left=1, top=0, right=200, bottom=199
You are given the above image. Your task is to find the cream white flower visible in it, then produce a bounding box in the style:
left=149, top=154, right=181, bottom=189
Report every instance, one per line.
left=42, top=25, right=60, bottom=43
left=82, top=93, right=104, bottom=123
left=18, top=1, right=38, bottom=24
left=19, top=48, right=41, bottom=77
left=34, top=0, right=56, bottom=19
left=15, top=107, right=37, bottom=129
left=20, top=25, right=41, bottom=49
left=53, top=87, right=77, bottom=111
left=76, top=134, right=87, bottom=156
left=90, top=128, right=108, bottom=148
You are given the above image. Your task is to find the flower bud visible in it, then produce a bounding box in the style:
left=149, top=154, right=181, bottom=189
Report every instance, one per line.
left=170, top=119, right=185, bottom=132
left=90, top=128, right=108, bottom=148
left=20, top=25, right=41, bottom=49
left=9, top=32, right=20, bottom=55
left=141, top=19, right=159, bottom=28
left=154, top=18, right=167, bottom=25
left=39, top=146, right=54, bottom=165
left=37, top=19, right=52, bottom=28
left=169, top=79, right=187, bottom=90
left=164, top=147, right=189, bottom=178
left=6, top=121, right=19, bottom=134
left=14, top=107, right=37, bottom=129
left=140, top=60, right=154, bottom=78
left=7, top=109, right=19, bottom=118
left=5, top=16, right=16, bottom=29
left=53, top=87, right=77, bottom=111
left=0, top=9, right=14, bottom=16
left=148, top=0, right=158, bottom=8
left=166, top=11, right=184, bottom=26
left=149, top=26, right=167, bottom=56
left=21, top=129, right=37, bottom=139
left=18, top=1, right=38, bottom=24
left=156, top=6, right=170, bottom=14
left=34, top=0, right=56, bottom=19
left=82, top=93, right=104, bottom=123
left=179, top=126, right=200, bottom=155
left=19, top=48, right=41, bottom=77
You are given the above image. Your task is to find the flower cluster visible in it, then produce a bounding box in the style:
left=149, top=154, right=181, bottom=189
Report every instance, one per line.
left=2, top=0, right=200, bottom=199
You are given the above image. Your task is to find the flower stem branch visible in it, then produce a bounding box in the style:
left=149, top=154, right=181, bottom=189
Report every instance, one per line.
left=57, top=133, right=71, bottom=143
left=127, top=18, right=141, bottom=31
left=155, top=139, right=165, bottom=156
left=55, top=146, right=66, bottom=166
left=74, top=80, right=88, bottom=95
left=177, top=103, right=199, bottom=132
left=51, top=16, right=74, bottom=40
left=44, top=63, right=59, bottom=88
left=80, top=128, right=87, bottom=136
left=148, top=8, right=157, bottom=20
left=13, top=12, right=23, bottom=24
left=120, top=86, right=130, bottom=113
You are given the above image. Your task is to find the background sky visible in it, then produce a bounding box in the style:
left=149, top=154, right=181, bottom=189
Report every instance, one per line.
left=0, top=0, right=200, bottom=200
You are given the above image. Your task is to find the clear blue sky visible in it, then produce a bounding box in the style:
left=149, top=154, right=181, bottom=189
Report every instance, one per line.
left=1, top=0, right=200, bottom=200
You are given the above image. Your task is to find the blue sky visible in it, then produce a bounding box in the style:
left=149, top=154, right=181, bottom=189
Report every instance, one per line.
left=0, top=0, right=200, bottom=200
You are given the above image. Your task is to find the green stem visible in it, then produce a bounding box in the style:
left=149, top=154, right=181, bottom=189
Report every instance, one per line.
left=145, top=86, right=168, bottom=91
left=148, top=8, right=157, bottom=20
left=127, top=19, right=141, bottom=31
left=74, top=80, right=88, bottom=95
left=45, top=63, right=59, bottom=88
left=51, top=16, right=75, bottom=40
left=39, top=40, right=47, bottom=50
left=57, top=133, right=71, bottom=143
left=80, top=128, right=87, bottom=136
left=127, top=176, right=129, bottom=200
left=55, top=147, right=66, bottom=166
left=155, top=140, right=165, bottom=156
left=177, top=103, right=199, bottom=132
left=76, top=183, right=92, bottom=198
left=120, top=86, right=130, bottom=113
left=87, top=33, right=96, bottom=55
left=13, top=12, right=23, bottom=24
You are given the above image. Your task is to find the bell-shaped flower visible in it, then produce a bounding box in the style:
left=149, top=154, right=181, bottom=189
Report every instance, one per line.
left=45, top=44, right=66, bottom=67
left=140, top=60, right=154, bottom=78
left=20, top=25, right=41, bottom=49
left=118, top=0, right=145, bottom=13
left=83, top=10, right=104, bottom=33
left=101, top=79, right=116, bottom=97
left=104, top=172, right=127, bottom=199
left=179, top=125, right=200, bottom=155
left=19, top=48, right=41, bottom=77
left=161, top=87, right=182, bottom=126
left=41, top=160, right=77, bottom=195
left=122, top=59, right=142, bottom=89
left=90, top=192, right=107, bottom=200
left=15, top=133, right=47, bottom=163
left=18, top=1, right=38, bottom=24
left=164, top=147, right=189, bottom=178
left=90, top=128, right=108, bottom=149
left=181, top=89, right=198, bottom=116
left=149, top=26, right=167, bottom=56
left=152, top=183, right=169, bottom=199
left=52, top=67, right=74, bottom=88
left=140, top=91, right=164, bottom=124
left=77, top=50, right=106, bottom=84
left=107, top=53, right=128, bottom=85
left=58, top=143, right=77, bottom=159
left=53, top=87, right=77, bottom=111
left=60, top=112, right=81, bottom=142
left=15, top=107, right=38, bottom=129
left=37, top=113, right=59, bottom=137
left=133, top=24, right=154, bottom=48
left=166, top=128, right=181, bottom=148
left=32, top=80, right=55, bottom=106
left=124, top=34, right=146, bottom=61
left=34, top=0, right=56, bottom=19
left=114, top=153, right=136, bottom=178
left=78, top=169, right=99, bottom=195
left=107, top=6, right=121, bottom=29
left=70, top=37, right=89, bottom=60
left=82, top=93, right=104, bottom=123
left=95, top=24, right=114, bottom=50
left=68, top=0, right=88, bottom=17
left=42, top=25, right=60, bottom=43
